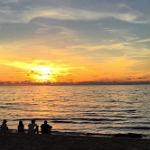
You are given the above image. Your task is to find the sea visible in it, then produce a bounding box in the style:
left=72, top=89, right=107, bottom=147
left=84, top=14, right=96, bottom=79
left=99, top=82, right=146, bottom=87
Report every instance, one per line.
left=0, top=85, right=150, bottom=136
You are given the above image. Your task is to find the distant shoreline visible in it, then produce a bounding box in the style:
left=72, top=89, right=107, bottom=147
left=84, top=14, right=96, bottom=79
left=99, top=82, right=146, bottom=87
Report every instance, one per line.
left=0, top=82, right=150, bottom=86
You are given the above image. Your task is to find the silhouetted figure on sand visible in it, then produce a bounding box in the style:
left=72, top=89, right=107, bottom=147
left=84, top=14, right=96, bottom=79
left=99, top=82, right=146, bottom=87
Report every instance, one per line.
left=41, top=120, right=52, bottom=134
left=18, top=120, right=24, bottom=133
left=0, top=119, right=8, bottom=134
left=28, top=119, right=39, bottom=134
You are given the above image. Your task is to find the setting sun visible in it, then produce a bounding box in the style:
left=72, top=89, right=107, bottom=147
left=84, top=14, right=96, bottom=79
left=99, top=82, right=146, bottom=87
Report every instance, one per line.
left=0, top=0, right=150, bottom=84
left=27, top=65, right=70, bottom=83
left=30, top=66, right=53, bottom=82
left=0, top=1, right=150, bottom=149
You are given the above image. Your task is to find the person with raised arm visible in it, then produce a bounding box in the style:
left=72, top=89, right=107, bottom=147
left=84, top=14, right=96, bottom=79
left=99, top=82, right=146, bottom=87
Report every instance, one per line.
left=28, top=119, right=39, bottom=134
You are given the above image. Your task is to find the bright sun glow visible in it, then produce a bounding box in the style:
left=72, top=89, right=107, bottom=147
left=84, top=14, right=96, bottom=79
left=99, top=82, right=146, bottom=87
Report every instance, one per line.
left=28, top=65, right=69, bottom=83
left=30, top=66, right=55, bottom=82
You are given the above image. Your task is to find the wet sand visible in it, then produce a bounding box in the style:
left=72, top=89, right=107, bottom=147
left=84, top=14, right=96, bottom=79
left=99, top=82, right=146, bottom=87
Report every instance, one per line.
left=0, top=133, right=150, bottom=150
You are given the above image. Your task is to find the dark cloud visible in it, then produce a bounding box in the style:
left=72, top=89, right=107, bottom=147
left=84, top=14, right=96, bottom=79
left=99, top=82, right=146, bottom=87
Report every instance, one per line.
left=0, top=22, right=38, bottom=41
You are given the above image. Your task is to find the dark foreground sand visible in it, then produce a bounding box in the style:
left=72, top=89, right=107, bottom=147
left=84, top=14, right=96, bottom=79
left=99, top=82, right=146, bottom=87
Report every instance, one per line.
left=0, top=134, right=150, bottom=150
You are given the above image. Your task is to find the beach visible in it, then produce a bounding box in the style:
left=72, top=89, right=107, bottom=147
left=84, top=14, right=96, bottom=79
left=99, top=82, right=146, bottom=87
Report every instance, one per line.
left=0, top=133, right=150, bottom=150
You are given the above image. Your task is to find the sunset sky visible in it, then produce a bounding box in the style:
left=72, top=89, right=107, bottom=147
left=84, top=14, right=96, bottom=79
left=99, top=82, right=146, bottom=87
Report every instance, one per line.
left=0, top=0, right=150, bottom=83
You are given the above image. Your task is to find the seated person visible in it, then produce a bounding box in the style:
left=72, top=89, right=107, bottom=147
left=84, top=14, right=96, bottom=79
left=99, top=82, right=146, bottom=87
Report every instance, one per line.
left=18, top=120, right=24, bottom=133
left=41, top=120, right=52, bottom=134
left=0, top=119, right=8, bottom=134
left=28, top=119, right=39, bottom=134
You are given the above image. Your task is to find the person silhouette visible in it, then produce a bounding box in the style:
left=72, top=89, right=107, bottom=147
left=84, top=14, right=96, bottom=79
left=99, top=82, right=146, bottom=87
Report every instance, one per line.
left=18, top=120, right=24, bottom=133
left=28, top=119, right=39, bottom=134
left=0, top=119, right=8, bottom=134
left=41, top=120, right=52, bottom=134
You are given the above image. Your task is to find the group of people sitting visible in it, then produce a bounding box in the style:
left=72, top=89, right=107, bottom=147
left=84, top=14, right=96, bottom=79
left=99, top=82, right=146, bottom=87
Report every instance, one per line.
left=0, top=119, right=52, bottom=134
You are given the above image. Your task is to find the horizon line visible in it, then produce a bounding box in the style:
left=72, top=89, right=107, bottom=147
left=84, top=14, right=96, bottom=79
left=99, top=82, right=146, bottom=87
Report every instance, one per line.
left=0, top=80, right=150, bottom=86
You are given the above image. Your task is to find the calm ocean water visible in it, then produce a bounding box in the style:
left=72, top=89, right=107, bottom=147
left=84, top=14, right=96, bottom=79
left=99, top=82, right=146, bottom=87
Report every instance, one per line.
left=0, top=85, right=150, bottom=135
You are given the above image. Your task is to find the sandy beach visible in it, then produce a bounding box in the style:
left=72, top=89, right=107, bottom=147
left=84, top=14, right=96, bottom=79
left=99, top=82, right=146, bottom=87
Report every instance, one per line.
left=0, top=133, right=150, bottom=150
